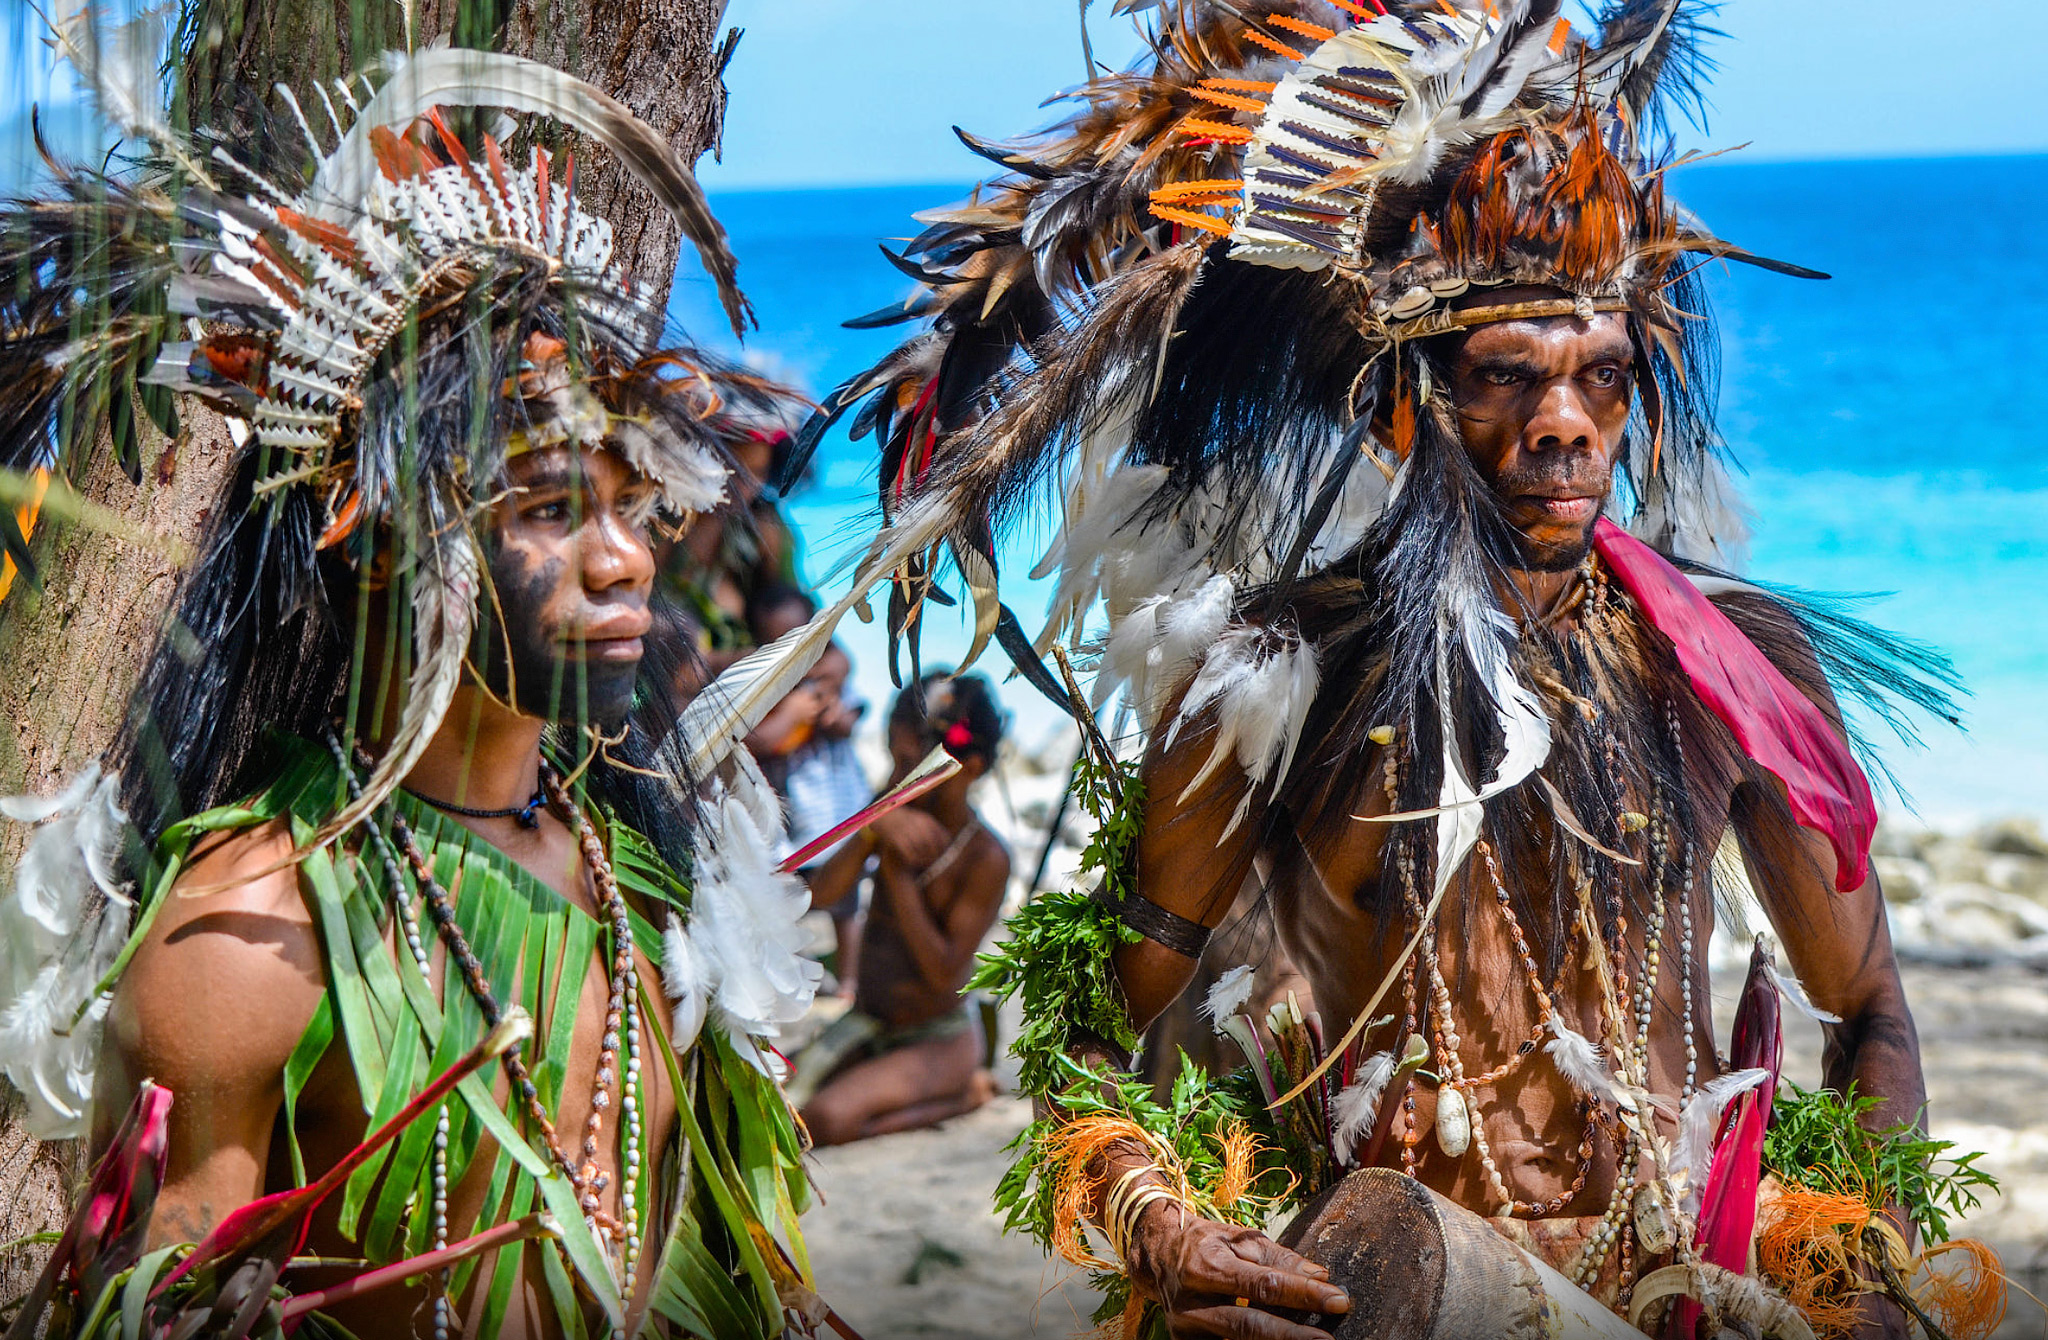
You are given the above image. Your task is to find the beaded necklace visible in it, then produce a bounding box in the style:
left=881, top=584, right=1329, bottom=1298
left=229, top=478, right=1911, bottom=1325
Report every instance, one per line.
left=1371, top=561, right=1706, bottom=1309
left=331, top=737, right=649, bottom=1317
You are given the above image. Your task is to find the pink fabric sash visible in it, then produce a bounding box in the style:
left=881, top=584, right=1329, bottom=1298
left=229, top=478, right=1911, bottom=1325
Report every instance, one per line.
left=1591, top=519, right=1875, bottom=892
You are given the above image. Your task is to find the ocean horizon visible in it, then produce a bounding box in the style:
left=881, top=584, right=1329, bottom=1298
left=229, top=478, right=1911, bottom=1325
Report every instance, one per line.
left=668, top=154, right=2048, bottom=827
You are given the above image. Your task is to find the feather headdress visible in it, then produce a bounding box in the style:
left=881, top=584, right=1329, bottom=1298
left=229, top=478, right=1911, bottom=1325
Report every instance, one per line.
left=803, top=0, right=1955, bottom=918
left=0, top=16, right=803, bottom=1135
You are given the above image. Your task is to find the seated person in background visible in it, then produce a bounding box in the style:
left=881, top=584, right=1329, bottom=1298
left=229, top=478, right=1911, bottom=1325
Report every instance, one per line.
left=779, top=640, right=872, bottom=991
left=794, top=672, right=1011, bottom=1145
left=739, top=585, right=827, bottom=788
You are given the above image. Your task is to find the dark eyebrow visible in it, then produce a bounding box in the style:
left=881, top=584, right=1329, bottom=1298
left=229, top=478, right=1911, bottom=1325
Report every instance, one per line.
left=508, top=450, right=578, bottom=493
left=1465, top=355, right=1547, bottom=379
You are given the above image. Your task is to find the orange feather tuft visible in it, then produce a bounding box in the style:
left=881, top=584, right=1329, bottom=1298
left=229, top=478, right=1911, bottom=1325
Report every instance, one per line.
left=1242, top=27, right=1306, bottom=60
left=1175, top=117, right=1254, bottom=146
left=1148, top=203, right=1234, bottom=236
left=1266, top=14, right=1336, bottom=42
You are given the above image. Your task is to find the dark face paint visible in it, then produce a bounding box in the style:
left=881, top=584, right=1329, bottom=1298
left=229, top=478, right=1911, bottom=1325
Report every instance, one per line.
left=478, top=446, right=656, bottom=728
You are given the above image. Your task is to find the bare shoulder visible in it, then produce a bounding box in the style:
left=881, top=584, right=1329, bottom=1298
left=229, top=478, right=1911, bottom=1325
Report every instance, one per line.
left=966, top=823, right=1012, bottom=887
left=106, top=818, right=328, bottom=1092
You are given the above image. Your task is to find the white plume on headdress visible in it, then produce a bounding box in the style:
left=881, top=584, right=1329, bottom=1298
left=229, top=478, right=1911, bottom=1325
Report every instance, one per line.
left=0, top=765, right=133, bottom=1139
left=47, top=2, right=175, bottom=143
left=668, top=756, right=821, bottom=1072
left=1332, top=1049, right=1398, bottom=1165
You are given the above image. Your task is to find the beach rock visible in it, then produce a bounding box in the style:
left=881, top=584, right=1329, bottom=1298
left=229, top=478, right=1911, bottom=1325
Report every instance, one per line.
left=1986, top=853, right=2048, bottom=901
left=1932, top=884, right=2048, bottom=942
left=1924, top=840, right=1992, bottom=889
left=1874, top=855, right=1933, bottom=904
left=1976, top=817, right=2048, bottom=860
left=1873, top=822, right=1936, bottom=860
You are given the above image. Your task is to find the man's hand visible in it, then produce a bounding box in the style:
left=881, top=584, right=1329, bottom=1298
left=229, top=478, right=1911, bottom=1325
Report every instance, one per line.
left=1126, top=1204, right=1349, bottom=1339
left=869, top=807, right=951, bottom=868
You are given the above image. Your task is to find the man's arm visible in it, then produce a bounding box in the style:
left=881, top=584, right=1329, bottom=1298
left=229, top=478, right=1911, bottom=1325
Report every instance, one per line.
left=93, top=820, right=329, bottom=1248
left=1072, top=713, right=1349, bottom=1340
left=1734, top=779, right=1925, bottom=1136
left=1727, top=613, right=1924, bottom=1339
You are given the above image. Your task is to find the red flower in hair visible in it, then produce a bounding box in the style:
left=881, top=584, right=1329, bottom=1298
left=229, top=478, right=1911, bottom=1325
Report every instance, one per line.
left=943, top=720, right=975, bottom=752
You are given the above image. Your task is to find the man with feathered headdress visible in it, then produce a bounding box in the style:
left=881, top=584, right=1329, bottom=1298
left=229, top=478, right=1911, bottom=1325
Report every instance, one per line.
left=0, top=16, right=832, bottom=1337
left=791, top=2, right=1978, bottom=1337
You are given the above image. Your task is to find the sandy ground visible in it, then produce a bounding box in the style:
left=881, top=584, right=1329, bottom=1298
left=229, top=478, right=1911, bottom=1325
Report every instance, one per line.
left=799, top=961, right=2048, bottom=1340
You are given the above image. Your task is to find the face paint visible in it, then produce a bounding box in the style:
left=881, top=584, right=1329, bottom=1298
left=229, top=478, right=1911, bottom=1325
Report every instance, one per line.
left=479, top=446, right=655, bottom=727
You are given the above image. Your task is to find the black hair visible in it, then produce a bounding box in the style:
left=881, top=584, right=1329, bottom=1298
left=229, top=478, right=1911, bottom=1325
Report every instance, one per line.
left=891, top=669, right=1005, bottom=765
left=744, top=581, right=817, bottom=642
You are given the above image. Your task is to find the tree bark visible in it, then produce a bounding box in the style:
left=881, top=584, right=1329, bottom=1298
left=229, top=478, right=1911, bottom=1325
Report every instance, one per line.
left=0, top=0, right=734, bottom=1301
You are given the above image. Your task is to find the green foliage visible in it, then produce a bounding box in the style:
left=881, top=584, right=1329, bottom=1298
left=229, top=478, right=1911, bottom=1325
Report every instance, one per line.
left=1763, top=1083, right=1999, bottom=1244
left=966, top=750, right=1146, bottom=1098
left=993, top=1053, right=1299, bottom=1336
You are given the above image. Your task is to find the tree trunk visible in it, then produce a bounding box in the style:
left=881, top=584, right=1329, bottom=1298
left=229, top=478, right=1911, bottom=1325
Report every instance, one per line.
left=0, top=0, right=733, bottom=1300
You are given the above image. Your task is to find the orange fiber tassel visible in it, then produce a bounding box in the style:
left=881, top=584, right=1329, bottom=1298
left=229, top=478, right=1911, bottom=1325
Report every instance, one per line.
left=1913, top=1240, right=2009, bottom=1340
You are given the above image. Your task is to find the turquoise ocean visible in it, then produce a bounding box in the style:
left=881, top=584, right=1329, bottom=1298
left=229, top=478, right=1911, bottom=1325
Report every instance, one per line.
left=668, top=157, right=2048, bottom=824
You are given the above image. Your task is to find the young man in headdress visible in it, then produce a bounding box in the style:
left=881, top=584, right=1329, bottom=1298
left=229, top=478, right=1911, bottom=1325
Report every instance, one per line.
left=0, top=32, right=823, bottom=1338
left=799, top=2, right=1970, bottom=1337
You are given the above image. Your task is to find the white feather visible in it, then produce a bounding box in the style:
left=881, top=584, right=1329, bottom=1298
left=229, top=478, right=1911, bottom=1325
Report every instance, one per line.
left=1768, top=964, right=1843, bottom=1025
left=661, top=913, right=708, bottom=1053
left=676, top=759, right=822, bottom=1071
left=1671, top=1067, right=1770, bottom=1215
left=46, top=2, right=175, bottom=141
left=0, top=768, right=132, bottom=1139
left=1456, top=608, right=1552, bottom=804
left=1333, top=1050, right=1398, bottom=1165
left=1201, top=965, right=1256, bottom=1033
left=1545, top=1018, right=1618, bottom=1102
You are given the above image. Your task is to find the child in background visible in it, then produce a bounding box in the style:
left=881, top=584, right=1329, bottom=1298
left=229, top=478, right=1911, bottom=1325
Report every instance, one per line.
left=792, top=672, right=1010, bottom=1145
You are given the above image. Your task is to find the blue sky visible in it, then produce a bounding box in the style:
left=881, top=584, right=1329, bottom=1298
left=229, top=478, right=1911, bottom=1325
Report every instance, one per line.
left=10, top=2, right=2048, bottom=189
left=699, top=0, right=2048, bottom=189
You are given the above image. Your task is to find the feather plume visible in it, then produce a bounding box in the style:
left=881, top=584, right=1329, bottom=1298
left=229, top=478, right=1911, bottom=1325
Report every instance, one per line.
left=661, top=912, right=709, bottom=1053
left=318, top=48, right=751, bottom=334
left=311, top=533, right=478, bottom=850
left=680, top=756, right=822, bottom=1070
left=0, top=766, right=132, bottom=1138
left=1767, top=963, right=1842, bottom=1026
left=1332, top=1049, right=1397, bottom=1165
left=1201, top=964, right=1256, bottom=1033
left=1545, top=1018, right=1619, bottom=1103
left=677, top=497, right=951, bottom=778
left=46, top=3, right=175, bottom=144
left=1672, top=1066, right=1769, bottom=1215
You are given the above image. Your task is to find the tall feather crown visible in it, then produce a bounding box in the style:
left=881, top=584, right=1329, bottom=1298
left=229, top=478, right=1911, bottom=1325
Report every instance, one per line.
left=2, top=24, right=792, bottom=849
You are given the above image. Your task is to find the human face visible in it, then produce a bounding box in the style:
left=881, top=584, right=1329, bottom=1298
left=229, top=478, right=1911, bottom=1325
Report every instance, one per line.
left=1448, top=308, right=1635, bottom=572
left=480, top=445, right=657, bottom=726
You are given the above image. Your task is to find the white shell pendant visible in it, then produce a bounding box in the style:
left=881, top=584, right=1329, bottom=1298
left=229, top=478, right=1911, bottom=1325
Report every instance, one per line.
left=1435, top=1086, right=1471, bottom=1158
left=1633, top=1183, right=1676, bottom=1255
